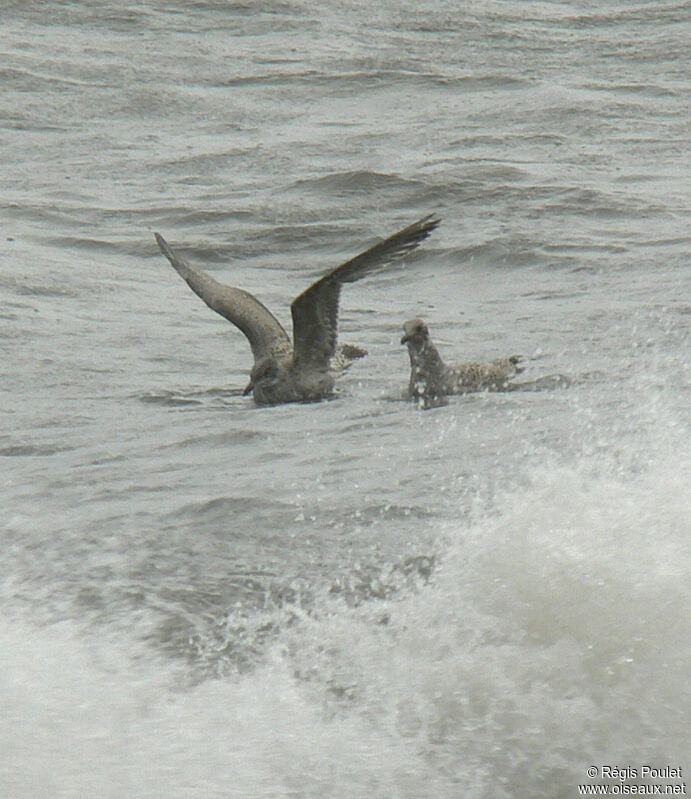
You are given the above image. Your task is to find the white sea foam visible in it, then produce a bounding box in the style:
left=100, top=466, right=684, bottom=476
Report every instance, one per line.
left=2, top=423, right=687, bottom=798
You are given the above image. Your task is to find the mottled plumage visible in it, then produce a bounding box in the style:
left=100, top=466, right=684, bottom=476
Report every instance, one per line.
left=401, top=318, right=522, bottom=401
left=155, top=215, right=440, bottom=404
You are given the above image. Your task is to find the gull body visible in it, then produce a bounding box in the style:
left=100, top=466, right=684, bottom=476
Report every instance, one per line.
left=401, top=318, right=522, bottom=401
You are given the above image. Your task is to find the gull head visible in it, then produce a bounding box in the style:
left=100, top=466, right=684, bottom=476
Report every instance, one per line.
left=244, top=357, right=282, bottom=396
left=401, top=317, right=430, bottom=346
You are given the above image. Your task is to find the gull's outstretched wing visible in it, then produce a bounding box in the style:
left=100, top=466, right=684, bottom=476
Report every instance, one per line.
left=290, top=214, right=440, bottom=369
left=155, top=233, right=291, bottom=363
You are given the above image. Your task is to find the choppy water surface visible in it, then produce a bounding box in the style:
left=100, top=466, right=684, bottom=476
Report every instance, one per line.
left=1, top=1, right=689, bottom=796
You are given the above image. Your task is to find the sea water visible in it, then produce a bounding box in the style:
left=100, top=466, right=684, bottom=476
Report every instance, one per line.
left=1, top=1, right=689, bottom=796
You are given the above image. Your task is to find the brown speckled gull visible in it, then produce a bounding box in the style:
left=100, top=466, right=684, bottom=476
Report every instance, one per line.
left=401, top=317, right=522, bottom=401
left=155, top=215, right=440, bottom=404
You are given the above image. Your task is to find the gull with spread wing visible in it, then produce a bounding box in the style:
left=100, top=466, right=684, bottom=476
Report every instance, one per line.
left=155, top=215, right=440, bottom=404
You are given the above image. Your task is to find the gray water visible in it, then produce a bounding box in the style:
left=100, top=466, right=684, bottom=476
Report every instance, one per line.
left=1, top=2, right=689, bottom=797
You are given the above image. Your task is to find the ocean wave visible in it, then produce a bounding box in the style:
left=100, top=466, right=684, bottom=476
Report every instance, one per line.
left=136, top=387, right=244, bottom=408
left=0, top=442, right=75, bottom=457
left=290, top=169, right=426, bottom=195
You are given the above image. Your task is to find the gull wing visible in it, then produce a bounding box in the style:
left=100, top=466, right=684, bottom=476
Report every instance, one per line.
left=290, top=214, right=440, bottom=369
left=155, top=233, right=291, bottom=363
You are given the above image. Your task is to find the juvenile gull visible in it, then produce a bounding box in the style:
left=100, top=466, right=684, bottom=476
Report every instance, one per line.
left=401, top=317, right=522, bottom=401
left=155, top=215, right=440, bottom=404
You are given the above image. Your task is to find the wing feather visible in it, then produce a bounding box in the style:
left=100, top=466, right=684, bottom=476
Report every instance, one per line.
left=155, top=233, right=290, bottom=363
left=290, top=214, right=440, bottom=368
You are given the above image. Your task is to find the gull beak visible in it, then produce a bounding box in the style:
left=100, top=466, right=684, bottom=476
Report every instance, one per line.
left=242, top=379, right=254, bottom=396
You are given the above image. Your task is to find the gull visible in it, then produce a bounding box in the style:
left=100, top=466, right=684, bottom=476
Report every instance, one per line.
left=401, top=317, right=522, bottom=401
left=155, top=215, right=440, bottom=404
